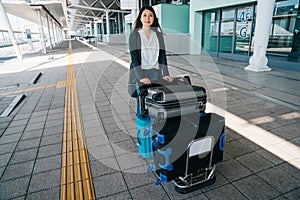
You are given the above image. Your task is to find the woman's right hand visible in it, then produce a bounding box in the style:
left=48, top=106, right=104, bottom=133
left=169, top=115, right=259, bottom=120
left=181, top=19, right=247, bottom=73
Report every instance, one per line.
left=140, top=78, right=151, bottom=85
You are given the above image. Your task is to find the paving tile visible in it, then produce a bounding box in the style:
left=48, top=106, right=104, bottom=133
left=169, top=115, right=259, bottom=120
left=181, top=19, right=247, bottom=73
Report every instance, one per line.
left=277, top=162, right=300, bottom=181
left=284, top=188, right=300, bottom=200
left=111, top=140, right=137, bottom=156
left=97, top=191, right=132, bottom=200
left=236, top=152, right=274, bottom=173
left=2, top=126, right=25, bottom=136
left=34, top=104, right=50, bottom=112
left=48, top=108, right=64, bottom=115
left=183, top=194, right=209, bottom=200
left=89, top=144, right=115, bottom=160
left=28, top=169, right=61, bottom=193
left=45, top=119, right=63, bottom=128
left=33, top=155, right=61, bottom=174
left=10, top=148, right=38, bottom=164
left=1, top=161, right=34, bottom=181
left=256, top=149, right=285, bottom=165
left=0, top=176, right=30, bottom=199
left=272, top=195, right=289, bottom=200
left=224, top=128, right=243, bottom=142
left=103, top=123, right=122, bottom=134
left=16, top=137, right=40, bottom=151
left=0, top=142, right=17, bottom=155
left=0, top=153, right=12, bottom=167
left=28, top=116, right=47, bottom=124
left=40, top=133, right=62, bottom=146
left=31, top=111, right=48, bottom=118
left=13, top=113, right=31, bottom=121
left=93, top=172, right=127, bottom=198
left=257, top=166, right=300, bottom=194
left=130, top=183, right=169, bottom=200
left=26, top=186, right=60, bottom=200
left=101, top=116, right=117, bottom=125
left=223, top=140, right=253, bottom=160
left=204, top=184, right=247, bottom=200
left=0, top=166, right=5, bottom=178
left=24, top=122, right=45, bottom=132
left=46, top=114, right=64, bottom=122
left=8, top=119, right=28, bottom=128
left=90, top=158, right=119, bottom=178
left=0, top=122, right=10, bottom=130
left=233, top=175, right=280, bottom=199
left=116, top=153, right=148, bottom=171
left=217, top=159, right=252, bottom=182
left=86, top=134, right=110, bottom=148
left=271, top=123, right=300, bottom=140
left=107, top=131, right=132, bottom=144
left=84, top=126, right=105, bottom=138
left=83, top=121, right=103, bottom=131
left=42, top=125, right=63, bottom=136
left=21, top=129, right=43, bottom=140
left=160, top=179, right=204, bottom=200
left=37, top=143, right=61, bottom=158
left=0, top=132, right=22, bottom=145
left=123, top=166, right=156, bottom=189
left=238, top=138, right=262, bottom=151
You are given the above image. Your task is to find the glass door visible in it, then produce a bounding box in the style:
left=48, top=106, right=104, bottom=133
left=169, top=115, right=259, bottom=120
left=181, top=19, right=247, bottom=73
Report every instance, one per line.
left=219, top=9, right=235, bottom=53
left=202, top=11, right=220, bottom=53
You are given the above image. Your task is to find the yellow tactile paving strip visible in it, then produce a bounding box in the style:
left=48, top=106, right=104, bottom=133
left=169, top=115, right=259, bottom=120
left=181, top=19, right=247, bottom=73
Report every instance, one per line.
left=0, top=81, right=67, bottom=96
left=60, top=41, right=95, bottom=200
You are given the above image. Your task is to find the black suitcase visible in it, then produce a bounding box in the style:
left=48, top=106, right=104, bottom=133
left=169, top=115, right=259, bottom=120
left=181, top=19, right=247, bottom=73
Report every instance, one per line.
left=150, top=113, right=225, bottom=184
left=145, top=84, right=207, bottom=120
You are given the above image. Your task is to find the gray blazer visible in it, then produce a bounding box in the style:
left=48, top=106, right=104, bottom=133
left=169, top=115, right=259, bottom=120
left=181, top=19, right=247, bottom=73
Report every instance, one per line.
left=128, top=30, right=170, bottom=97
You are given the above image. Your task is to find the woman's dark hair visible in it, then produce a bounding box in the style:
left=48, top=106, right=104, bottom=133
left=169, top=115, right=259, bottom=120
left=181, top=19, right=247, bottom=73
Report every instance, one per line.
left=133, top=6, right=162, bottom=32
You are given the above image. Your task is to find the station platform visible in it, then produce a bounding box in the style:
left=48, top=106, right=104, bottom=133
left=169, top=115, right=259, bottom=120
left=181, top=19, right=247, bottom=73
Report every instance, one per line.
left=0, top=39, right=299, bottom=199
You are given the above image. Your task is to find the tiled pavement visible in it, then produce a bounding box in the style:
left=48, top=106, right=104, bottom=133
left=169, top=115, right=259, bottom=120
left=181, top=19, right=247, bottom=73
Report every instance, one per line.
left=0, top=39, right=299, bottom=199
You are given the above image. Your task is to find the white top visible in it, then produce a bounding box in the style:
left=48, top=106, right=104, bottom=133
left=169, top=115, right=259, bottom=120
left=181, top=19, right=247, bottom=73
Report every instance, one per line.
left=138, top=29, right=159, bottom=70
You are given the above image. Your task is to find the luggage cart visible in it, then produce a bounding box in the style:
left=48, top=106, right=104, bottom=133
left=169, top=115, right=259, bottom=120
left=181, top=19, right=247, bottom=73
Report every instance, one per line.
left=135, top=76, right=225, bottom=193
left=172, top=136, right=217, bottom=194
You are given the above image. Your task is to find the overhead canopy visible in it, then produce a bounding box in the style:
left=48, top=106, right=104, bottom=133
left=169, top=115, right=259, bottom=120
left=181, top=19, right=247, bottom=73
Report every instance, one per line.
left=2, top=0, right=132, bottom=32
left=2, top=1, right=67, bottom=28
left=66, top=0, right=131, bottom=31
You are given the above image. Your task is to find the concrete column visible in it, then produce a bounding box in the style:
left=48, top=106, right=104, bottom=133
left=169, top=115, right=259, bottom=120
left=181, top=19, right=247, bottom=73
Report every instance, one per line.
left=245, top=0, right=275, bottom=72
left=35, top=8, right=47, bottom=54
left=94, top=21, right=98, bottom=43
left=46, top=15, right=53, bottom=49
left=131, top=9, right=136, bottom=30
left=0, top=1, right=22, bottom=59
left=122, top=13, right=125, bottom=33
left=50, top=19, right=55, bottom=47
left=56, top=25, right=59, bottom=43
left=118, top=13, right=121, bottom=34
left=106, top=11, right=110, bottom=43
left=101, top=15, right=105, bottom=42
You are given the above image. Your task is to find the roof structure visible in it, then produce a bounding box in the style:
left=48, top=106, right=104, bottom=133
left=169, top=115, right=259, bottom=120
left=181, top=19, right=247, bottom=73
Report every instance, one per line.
left=2, top=0, right=131, bottom=32
left=67, top=0, right=131, bottom=31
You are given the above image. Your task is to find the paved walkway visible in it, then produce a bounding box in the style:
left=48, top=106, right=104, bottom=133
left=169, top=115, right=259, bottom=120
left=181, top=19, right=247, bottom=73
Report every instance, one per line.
left=0, top=39, right=299, bottom=199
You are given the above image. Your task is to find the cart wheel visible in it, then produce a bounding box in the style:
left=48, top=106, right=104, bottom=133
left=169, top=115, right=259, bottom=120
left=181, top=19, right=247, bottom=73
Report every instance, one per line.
left=174, top=175, right=216, bottom=194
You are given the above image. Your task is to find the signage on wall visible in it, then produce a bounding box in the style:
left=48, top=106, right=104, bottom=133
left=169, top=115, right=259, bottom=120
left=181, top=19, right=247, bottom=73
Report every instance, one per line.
left=239, top=9, right=252, bottom=38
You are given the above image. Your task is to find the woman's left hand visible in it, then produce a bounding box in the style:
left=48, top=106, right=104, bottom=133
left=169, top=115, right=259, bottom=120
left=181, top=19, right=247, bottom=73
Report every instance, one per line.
left=163, top=76, right=174, bottom=82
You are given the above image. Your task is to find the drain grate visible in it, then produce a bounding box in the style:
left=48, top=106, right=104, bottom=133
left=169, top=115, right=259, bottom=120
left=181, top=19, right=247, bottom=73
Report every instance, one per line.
left=0, top=94, right=26, bottom=117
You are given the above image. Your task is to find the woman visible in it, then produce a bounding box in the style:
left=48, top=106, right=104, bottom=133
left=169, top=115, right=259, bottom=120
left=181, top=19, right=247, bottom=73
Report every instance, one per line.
left=128, top=5, right=173, bottom=97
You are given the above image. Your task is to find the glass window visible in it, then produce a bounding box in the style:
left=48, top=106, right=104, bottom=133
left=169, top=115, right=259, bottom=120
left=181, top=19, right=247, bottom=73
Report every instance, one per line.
left=202, top=11, right=219, bottom=52
left=219, top=9, right=235, bottom=53
left=267, top=0, right=300, bottom=62
left=234, top=6, right=254, bottom=55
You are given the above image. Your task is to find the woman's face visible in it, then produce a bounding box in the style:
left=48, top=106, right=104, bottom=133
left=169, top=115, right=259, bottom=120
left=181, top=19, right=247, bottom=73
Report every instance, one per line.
left=140, top=9, right=154, bottom=28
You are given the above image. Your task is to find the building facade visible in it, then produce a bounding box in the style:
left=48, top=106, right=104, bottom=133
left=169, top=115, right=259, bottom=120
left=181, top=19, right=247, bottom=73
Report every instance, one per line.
left=190, top=0, right=300, bottom=71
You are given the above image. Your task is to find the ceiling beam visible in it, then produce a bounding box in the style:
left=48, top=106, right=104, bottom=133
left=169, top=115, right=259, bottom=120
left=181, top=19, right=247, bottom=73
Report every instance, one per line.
left=67, top=4, right=130, bottom=13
